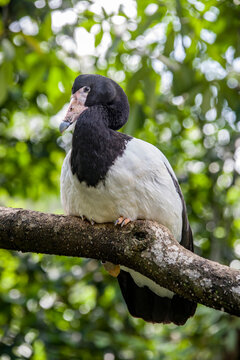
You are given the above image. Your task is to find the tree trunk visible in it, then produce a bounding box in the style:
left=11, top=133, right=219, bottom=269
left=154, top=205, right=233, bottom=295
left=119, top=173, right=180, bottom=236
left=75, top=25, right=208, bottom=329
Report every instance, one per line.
left=0, top=206, right=240, bottom=317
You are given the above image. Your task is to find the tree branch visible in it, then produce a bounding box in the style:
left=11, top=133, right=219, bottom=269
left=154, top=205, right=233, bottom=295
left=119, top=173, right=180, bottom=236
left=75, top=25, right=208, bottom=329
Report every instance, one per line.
left=0, top=206, right=240, bottom=317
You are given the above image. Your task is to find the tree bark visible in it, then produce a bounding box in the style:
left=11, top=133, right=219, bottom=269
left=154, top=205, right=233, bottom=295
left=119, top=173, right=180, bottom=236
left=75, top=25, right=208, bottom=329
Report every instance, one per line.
left=0, top=206, right=240, bottom=317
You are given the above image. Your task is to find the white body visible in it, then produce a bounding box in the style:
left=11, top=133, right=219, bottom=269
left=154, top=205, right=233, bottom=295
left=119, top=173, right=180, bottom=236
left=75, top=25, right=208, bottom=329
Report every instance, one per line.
left=61, top=138, right=183, bottom=298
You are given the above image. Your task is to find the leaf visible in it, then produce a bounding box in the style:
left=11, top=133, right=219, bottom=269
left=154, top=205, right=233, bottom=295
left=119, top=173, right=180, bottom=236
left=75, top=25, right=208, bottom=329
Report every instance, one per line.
left=95, top=28, right=103, bottom=47
left=23, top=66, right=46, bottom=96
left=172, top=64, right=196, bottom=96
left=164, top=25, right=175, bottom=57
left=2, top=39, right=15, bottom=60
left=39, top=13, right=53, bottom=40
left=201, top=87, right=212, bottom=114
left=0, top=62, right=13, bottom=105
left=0, top=68, right=7, bottom=105
left=0, top=0, right=10, bottom=5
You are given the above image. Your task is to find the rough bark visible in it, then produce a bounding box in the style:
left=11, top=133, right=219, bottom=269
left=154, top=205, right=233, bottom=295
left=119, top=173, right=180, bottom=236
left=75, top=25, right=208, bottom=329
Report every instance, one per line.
left=0, top=206, right=240, bottom=317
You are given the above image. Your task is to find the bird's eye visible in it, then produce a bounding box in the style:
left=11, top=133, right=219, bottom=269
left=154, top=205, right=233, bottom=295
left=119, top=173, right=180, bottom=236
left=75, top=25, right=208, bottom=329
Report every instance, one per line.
left=83, top=86, right=90, bottom=93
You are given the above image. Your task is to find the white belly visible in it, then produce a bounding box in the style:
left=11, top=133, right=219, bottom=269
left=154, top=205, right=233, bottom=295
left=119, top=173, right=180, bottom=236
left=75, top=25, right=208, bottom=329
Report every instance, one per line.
left=60, top=139, right=183, bottom=299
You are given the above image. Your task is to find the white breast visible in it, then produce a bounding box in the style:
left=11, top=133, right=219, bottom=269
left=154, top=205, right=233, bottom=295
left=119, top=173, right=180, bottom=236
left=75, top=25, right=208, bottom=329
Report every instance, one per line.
left=60, top=151, right=122, bottom=223
left=60, top=138, right=183, bottom=242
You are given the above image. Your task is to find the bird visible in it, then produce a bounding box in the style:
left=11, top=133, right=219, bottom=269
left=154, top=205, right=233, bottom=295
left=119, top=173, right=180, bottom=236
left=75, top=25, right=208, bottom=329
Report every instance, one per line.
left=59, top=74, right=197, bottom=325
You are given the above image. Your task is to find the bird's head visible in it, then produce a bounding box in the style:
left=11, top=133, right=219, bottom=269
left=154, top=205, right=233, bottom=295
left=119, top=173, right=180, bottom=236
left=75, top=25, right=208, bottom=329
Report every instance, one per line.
left=60, top=74, right=129, bottom=133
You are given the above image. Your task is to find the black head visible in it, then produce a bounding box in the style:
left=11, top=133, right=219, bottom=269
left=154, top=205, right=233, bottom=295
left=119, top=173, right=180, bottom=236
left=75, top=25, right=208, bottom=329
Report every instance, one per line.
left=72, top=74, right=129, bottom=130
left=72, top=74, right=116, bottom=106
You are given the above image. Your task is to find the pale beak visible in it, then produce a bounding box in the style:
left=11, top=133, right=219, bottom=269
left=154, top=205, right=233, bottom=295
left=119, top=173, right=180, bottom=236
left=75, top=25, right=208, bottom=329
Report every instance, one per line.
left=59, top=121, right=71, bottom=133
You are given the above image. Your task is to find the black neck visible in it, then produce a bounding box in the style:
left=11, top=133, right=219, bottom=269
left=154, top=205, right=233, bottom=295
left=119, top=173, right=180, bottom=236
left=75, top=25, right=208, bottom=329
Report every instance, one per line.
left=106, top=91, right=129, bottom=130
left=70, top=106, right=131, bottom=187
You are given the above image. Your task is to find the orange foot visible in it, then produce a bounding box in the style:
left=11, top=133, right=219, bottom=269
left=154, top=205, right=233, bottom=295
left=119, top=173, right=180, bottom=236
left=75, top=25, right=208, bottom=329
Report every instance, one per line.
left=114, top=216, right=131, bottom=227
left=103, top=262, right=120, bottom=277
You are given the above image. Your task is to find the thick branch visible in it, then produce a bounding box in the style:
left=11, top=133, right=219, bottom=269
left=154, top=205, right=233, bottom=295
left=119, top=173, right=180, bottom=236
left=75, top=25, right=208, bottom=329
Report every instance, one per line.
left=0, top=206, right=240, bottom=316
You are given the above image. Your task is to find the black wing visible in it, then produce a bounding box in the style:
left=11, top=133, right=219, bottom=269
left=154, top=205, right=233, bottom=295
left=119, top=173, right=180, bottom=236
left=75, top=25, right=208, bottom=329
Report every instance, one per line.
left=117, top=163, right=197, bottom=325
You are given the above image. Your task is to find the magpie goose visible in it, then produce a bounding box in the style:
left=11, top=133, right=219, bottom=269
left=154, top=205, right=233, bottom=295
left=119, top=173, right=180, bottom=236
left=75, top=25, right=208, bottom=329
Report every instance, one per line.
left=60, top=74, right=197, bottom=325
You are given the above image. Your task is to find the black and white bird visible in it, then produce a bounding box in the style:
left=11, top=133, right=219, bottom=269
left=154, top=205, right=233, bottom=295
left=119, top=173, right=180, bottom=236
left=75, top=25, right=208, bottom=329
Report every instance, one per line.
left=60, top=74, right=197, bottom=325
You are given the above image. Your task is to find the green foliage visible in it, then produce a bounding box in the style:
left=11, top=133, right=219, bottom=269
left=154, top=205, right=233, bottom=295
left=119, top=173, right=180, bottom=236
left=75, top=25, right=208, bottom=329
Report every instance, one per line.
left=1, top=0, right=240, bottom=358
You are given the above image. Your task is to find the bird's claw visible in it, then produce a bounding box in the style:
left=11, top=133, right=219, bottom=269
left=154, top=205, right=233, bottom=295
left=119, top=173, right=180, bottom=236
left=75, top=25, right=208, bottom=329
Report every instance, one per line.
left=114, top=216, right=123, bottom=226
left=114, top=216, right=131, bottom=227
left=121, top=218, right=131, bottom=227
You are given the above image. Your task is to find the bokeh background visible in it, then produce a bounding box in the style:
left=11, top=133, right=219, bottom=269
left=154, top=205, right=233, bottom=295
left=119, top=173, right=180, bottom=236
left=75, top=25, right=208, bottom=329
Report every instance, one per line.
left=1, top=0, right=240, bottom=359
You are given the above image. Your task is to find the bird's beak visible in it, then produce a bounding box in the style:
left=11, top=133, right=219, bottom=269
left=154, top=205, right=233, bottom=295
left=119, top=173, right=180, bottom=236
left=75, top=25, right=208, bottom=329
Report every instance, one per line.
left=59, top=121, right=71, bottom=133
left=59, top=89, right=88, bottom=133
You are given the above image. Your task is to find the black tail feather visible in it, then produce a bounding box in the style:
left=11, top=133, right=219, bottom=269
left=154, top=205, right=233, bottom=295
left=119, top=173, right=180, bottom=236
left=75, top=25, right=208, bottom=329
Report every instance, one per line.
left=118, top=270, right=197, bottom=325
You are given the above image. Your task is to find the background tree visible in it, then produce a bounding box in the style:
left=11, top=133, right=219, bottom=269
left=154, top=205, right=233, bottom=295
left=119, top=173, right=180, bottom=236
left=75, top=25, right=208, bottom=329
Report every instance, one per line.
left=1, top=0, right=240, bottom=359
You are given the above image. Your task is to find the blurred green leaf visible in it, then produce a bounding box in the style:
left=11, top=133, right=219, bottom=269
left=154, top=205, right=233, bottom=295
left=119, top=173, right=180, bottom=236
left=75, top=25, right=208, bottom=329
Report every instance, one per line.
left=0, top=0, right=10, bottom=5
left=1, top=0, right=240, bottom=358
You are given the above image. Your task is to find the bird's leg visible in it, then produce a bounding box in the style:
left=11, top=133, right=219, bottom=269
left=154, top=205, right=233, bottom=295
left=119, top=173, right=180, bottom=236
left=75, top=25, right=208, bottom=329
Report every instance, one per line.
left=114, top=216, right=131, bottom=227
left=103, top=262, right=120, bottom=277
left=104, top=216, right=131, bottom=277
left=90, top=218, right=95, bottom=225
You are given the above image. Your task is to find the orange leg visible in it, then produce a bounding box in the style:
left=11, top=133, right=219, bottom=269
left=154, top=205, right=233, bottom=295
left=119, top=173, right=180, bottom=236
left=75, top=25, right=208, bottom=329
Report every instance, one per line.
left=105, top=217, right=131, bottom=277
left=103, top=262, right=120, bottom=277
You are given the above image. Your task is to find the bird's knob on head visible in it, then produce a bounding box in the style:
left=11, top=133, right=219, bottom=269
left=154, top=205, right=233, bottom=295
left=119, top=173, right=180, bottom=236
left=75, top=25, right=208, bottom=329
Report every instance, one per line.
left=59, top=89, right=88, bottom=133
